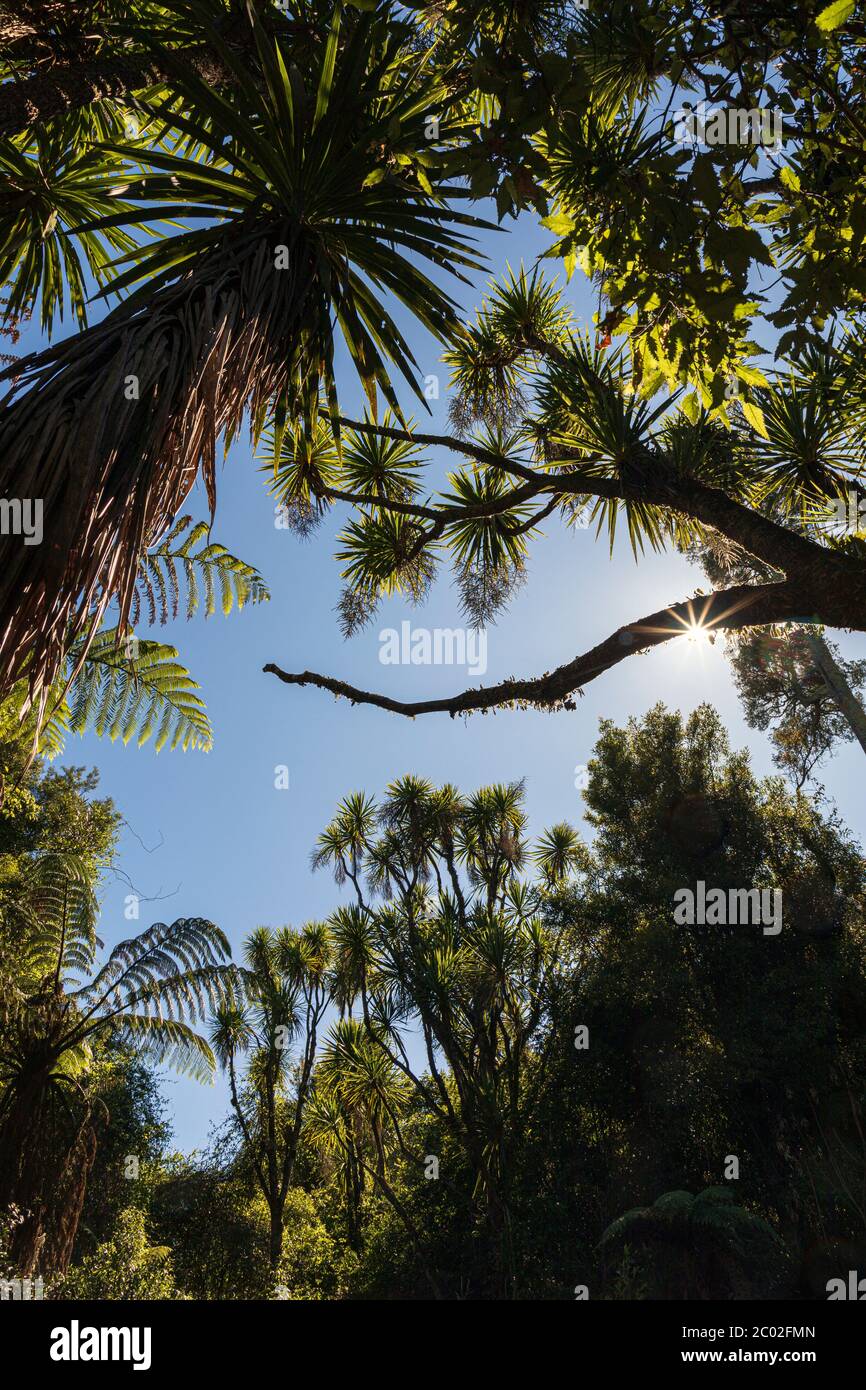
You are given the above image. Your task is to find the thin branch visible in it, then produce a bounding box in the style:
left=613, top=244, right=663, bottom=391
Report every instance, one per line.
left=265, top=579, right=804, bottom=718
left=337, top=416, right=550, bottom=487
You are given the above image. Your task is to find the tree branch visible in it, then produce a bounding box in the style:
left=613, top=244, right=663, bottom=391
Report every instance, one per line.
left=265, top=579, right=808, bottom=718
left=336, top=415, right=859, bottom=595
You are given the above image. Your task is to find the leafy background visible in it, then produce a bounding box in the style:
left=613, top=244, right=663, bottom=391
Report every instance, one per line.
left=8, top=198, right=862, bottom=1151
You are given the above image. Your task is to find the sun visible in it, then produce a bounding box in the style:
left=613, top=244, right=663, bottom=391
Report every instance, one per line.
left=681, top=621, right=713, bottom=648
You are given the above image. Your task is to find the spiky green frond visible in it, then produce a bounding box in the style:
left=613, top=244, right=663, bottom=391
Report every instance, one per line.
left=209, top=1004, right=257, bottom=1070
left=53, top=628, right=213, bottom=754
left=317, top=1016, right=409, bottom=1122
left=458, top=781, right=528, bottom=876
left=329, top=904, right=380, bottom=1009
left=243, top=926, right=279, bottom=982
left=304, top=1085, right=349, bottom=1157
left=340, top=413, right=425, bottom=503
left=336, top=511, right=436, bottom=599
left=567, top=0, right=673, bottom=118
left=0, top=118, right=145, bottom=334
left=443, top=464, right=538, bottom=571
left=444, top=266, right=570, bottom=434
left=109, top=1013, right=217, bottom=1082
left=257, top=417, right=341, bottom=530
left=312, top=791, right=378, bottom=882
left=87, top=1, right=490, bottom=422
left=132, top=515, right=270, bottom=625
left=747, top=376, right=865, bottom=519
left=533, top=822, right=586, bottom=885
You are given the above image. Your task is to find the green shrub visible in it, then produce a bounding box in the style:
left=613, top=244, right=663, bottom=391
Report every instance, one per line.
left=60, top=1208, right=178, bottom=1301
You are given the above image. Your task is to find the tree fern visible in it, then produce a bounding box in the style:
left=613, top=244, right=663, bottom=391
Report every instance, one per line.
left=34, top=521, right=267, bottom=759
left=132, top=515, right=270, bottom=625
left=0, top=907, right=246, bottom=1225
left=108, top=1014, right=219, bottom=1083
left=44, top=627, right=213, bottom=755
left=79, top=917, right=235, bottom=1009
left=1, top=852, right=100, bottom=994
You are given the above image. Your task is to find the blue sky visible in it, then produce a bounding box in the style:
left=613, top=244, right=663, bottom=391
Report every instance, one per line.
left=17, top=210, right=866, bottom=1153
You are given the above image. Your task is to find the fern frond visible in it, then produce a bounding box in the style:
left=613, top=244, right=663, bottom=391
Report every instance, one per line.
left=61, top=628, right=213, bottom=753
left=131, top=516, right=270, bottom=625
left=9, top=854, right=100, bottom=985
left=108, top=1014, right=218, bottom=1082
left=79, top=916, right=233, bottom=1007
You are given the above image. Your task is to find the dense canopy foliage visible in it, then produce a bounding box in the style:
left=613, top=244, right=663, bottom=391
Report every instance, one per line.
left=2, top=0, right=866, bottom=1307
left=0, top=0, right=865, bottom=728
left=1, top=704, right=864, bottom=1299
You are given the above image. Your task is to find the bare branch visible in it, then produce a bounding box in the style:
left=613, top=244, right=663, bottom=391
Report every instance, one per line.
left=265, top=580, right=807, bottom=718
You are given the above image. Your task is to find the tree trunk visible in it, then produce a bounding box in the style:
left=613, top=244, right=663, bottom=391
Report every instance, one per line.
left=357, top=1155, right=443, bottom=1299
left=801, top=630, right=866, bottom=756
left=268, top=1204, right=283, bottom=1273
left=0, top=224, right=315, bottom=703
left=0, top=1075, right=98, bottom=1277
left=484, top=1178, right=517, bottom=1299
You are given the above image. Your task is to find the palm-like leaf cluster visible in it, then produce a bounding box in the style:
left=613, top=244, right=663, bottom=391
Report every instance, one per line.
left=0, top=0, right=488, bottom=701
left=292, top=267, right=866, bottom=636
left=0, top=118, right=146, bottom=334
left=258, top=409, right=425, bottom=541
left=211, top=922, right=332, bottom=1094
left=310, top=776, right=586, bottom=1238
left=443, top=267, right=572, bottom=433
